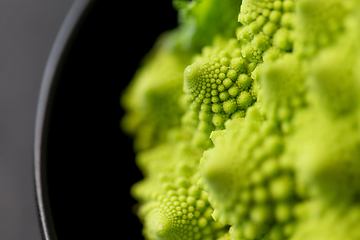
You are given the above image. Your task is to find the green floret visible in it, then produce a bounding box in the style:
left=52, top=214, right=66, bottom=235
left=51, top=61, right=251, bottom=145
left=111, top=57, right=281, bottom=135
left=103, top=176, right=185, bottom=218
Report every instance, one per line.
left=295, top=0, right=356, bottom=56
left=291, top=202, right=360, bottom=240
left=237, top=0, right=295, bottom=62
left=121, top=34, right=189, bottom=151
left=143, top=185, right=226, bottom=240
left=131, top=142, right=228, bottom=240
left=259, top=53, right=305, bottom=135
left=131, top=142, right=203, bottom=203
left=201, top=107, right=302, bottom=240
left=123, top=0, right=360, bottom=239
left=182, top=38, right=258, bottom=149
left=302, top=7, right=360, bottom=117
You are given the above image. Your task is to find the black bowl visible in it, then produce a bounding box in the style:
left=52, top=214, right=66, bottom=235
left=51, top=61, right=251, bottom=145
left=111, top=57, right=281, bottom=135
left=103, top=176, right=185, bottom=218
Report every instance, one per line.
left=34, top=1, right=95, bottom=239
left=34, top=1, right=137, bottom=239
left=34, top=1, right=177, bottom=239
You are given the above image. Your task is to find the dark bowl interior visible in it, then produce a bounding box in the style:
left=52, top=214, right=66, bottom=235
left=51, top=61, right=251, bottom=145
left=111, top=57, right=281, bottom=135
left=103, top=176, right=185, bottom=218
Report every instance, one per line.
left=39, top=0, right=177, bottom=239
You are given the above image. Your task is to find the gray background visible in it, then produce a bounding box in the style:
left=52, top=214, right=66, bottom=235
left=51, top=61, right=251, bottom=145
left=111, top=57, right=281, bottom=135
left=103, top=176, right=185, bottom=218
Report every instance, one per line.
left=0, top=1, right=74, bottom=239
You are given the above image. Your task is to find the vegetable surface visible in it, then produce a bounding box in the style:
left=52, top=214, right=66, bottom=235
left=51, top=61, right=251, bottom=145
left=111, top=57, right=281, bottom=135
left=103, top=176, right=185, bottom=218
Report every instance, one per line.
left=122, top=0, right=360, bottom=239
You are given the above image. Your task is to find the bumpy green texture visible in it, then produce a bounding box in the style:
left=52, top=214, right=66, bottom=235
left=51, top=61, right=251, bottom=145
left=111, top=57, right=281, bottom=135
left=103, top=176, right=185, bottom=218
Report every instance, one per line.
left=142, top=184, right=226, bottom=240
left=182, top=38, right=258, bottom=149
left=201, top=108, right=301, bottom=240
left=237, top=0, right=295, bottom=62
left=131, top=142, right=228, bottom=240
left=122, top=0, right=360, bottom=239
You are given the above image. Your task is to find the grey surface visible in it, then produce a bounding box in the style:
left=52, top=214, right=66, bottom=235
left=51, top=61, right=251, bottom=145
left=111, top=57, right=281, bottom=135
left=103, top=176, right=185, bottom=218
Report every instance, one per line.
left=0, top=1, right=74, bottom=239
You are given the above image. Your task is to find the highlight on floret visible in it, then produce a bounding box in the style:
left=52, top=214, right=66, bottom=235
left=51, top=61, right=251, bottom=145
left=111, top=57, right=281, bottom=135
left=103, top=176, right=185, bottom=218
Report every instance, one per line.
left=121, top=0, right=360, bottom=239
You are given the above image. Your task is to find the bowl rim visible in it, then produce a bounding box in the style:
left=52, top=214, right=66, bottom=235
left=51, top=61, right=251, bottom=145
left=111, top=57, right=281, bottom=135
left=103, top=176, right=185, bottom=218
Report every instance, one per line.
left=34, top=1, right=95, bottom=239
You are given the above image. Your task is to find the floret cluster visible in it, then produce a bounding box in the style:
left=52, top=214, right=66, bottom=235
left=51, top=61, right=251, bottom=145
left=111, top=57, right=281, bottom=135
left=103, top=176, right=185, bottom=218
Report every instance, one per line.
left=121, top=0, right=360, bottom=239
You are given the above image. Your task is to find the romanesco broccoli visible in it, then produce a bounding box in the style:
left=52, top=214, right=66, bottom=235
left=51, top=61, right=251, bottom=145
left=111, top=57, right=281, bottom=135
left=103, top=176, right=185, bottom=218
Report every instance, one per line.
left=122, top=0, right=360, bottom=239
